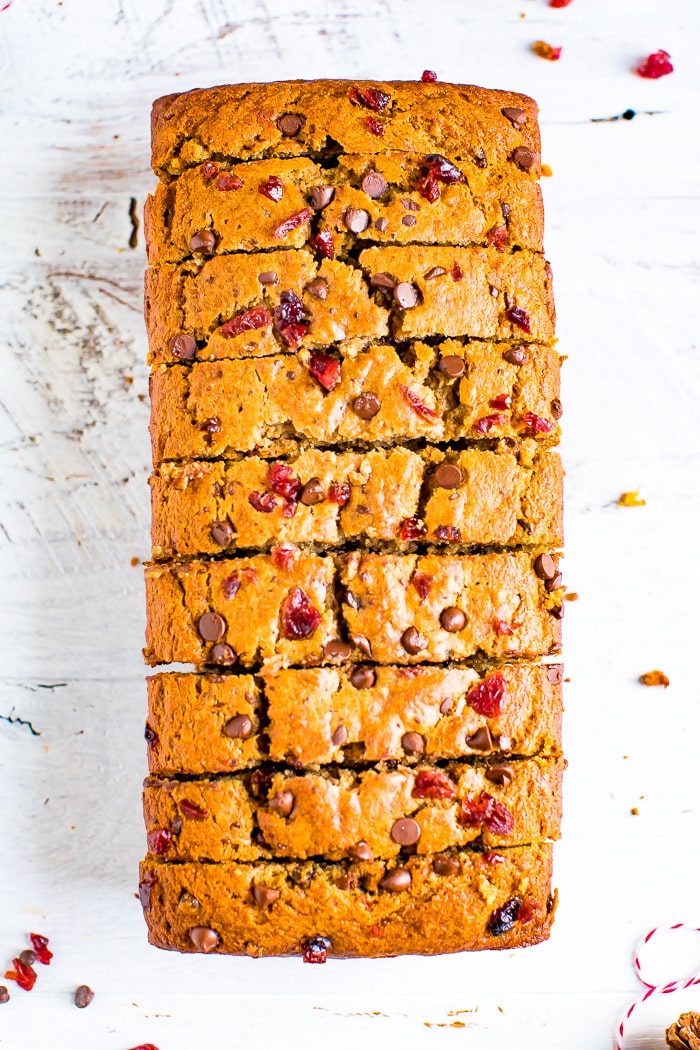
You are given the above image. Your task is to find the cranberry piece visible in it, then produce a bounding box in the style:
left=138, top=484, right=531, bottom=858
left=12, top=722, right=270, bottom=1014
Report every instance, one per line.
left=250, top=769, right=274, bottom=798
left=4, top=958, right=37, bottom=991
left=274, top=207, right=312, bottom=239
left=271, top=544, right=298, bottom=570
left=366, top=116, right=384, bottom=136
left=280, top=500, right=298, bottom=519
left=301, top=935, right=332, bottom=963
left=399, top=517, right=427, bottom=541
left=495, top=619, right=516, bottom=636
left=138, top=871, right=157, bottom=911
left=274, top=290, right=309, bottom=348
left=219, top=306, right=272, bottom=339
left=259, top=175, right=284, bottom=201
left=147, top=828, right=173, bottom=855
left=280, top=586, right=322, bottom=640
left=549, top=0, right=573, bottom=5
left=636, top=49, right=673, bottom=78
left=451, top=262, right=464, bottom=281
left=144, top=723, right=159, bottom=749
left=202, top=161, right=218, bottom=179
left=489, top=394, right=512, bottom=411
left=412, top=769, right=457, bottom=799
left=466, top=672, right=506, bottom=716
left=472, top=413, right=507, bottom=435
left=217, top=173, right=243, bottom=191
left=434, top=525, right=461, bottom=541
left=411, top=571, right=433, bottom=600
left=459, top=792, right=514, bottom=835
left=416, top=154, right=462, bottom=201
left=518, top=898, right=537, bottom=924
left=310, top=230, right=335, bottom=259
left=505, top=304, right=531, bottom=333
left=308, top=350, right=341, bottom=392
left=249, top=491, right=278, bottom=513
left=400, top=385, right=440, bottom=421
left=486, top=224, right=509, bottom=251
left=29, top=934, right=52, bottom=966
left=421, top=70, right=438, bottom=82
left=488, top=897, right=522, bottom=935
left=222, top=573, right=241, bottom=599
left=483, top=851, right=506, bottom=865
left=523, top=411, right=554, bottom=434
left=328, top=482, right=351, bottom=505
left=179, top=799, right=208, bottom=821
left=267, top=462, right=301, bottom=501
left=348, top=86, right=391, bottom=112
left=128, top=1045, right=161, bottom=1050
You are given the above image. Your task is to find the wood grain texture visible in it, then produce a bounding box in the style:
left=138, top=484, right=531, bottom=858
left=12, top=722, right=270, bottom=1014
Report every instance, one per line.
left=1, top=0, right=699, bottom=1047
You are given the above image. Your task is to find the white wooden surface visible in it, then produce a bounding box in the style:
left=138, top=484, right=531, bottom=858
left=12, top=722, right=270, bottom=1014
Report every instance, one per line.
left=1, top=0, right=699, bottom=1046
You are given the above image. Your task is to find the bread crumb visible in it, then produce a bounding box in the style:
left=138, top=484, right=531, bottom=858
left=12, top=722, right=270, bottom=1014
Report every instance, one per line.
left=541, top=164, right=553, bottom=176
left=130, top=556, right=140, bottom=567
left=618, top=490, right=646, bottom=507
left=631, top=807, right=639, bottom=816
left=532, top=40, right=562, bottom=60
left=639, top=670, right=669, bottom=688
left=564, top=592, right=578, bottom=601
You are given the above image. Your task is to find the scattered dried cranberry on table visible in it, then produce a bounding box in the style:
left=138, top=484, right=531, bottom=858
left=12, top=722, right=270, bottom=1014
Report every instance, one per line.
left=532, top=40, right=562, bottom=61
left=636, top=49, right=673, bottom=78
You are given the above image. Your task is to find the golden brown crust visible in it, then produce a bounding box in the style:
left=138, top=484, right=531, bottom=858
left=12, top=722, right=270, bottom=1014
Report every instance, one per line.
left=140, top=843, right=555, bottom=957
left=151, top=80, right=541, bottom=179
left=146, top=664, right=563, bottom=775
left=150, top=446, right=563, bottom=559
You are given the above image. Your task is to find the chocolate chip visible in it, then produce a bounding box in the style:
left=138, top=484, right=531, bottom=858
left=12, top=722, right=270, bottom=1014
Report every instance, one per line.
left=503, top=346, right=527, bottom=366
left=353, top=392, right=381, bottom=419
left=210, top=520, right=234, bottom=547
left=361, top=170, right=387, bottom=198
left=424, top=266, right=447, bottom=280
left=209, top=643, right=236, bottom=666
left=489, top=284, right=500, bottom=298
left=379, top=868, right=411, bottom=891
left=370, top=271, right=396, bottom=290
left=278, top=113, right=304, bottom=136
left=546, top=663, right=563, bottom=685
left=534, top=553, right=557, bottom=580
left=324, top=639, right=352, bottom=661
left=349, top=841, right=373, bottom=860
left=258, top=271, right=279, bottom=285
left=344, top=206, right=370, bottom=233
left=336, top=873, right=358, bottom=890
left=350, top=633, right=372, bottom=657
left=169, top=333, right=197, bottom=360
left=306, top=278, right=328, bottom=300
left=74, top=985, right=94, bottom=1009
left=440, top=607, right=466, bottom=633
left=474, top=148, right=487, bottom=168
left=550, top=604, right=565, bottom=620
left=374, top=217, right=389, bottom=232
left=501, top=202, right=511, bottom=219
left=224, top=714, right=253, bottom=739
left=189, top=926, right=220, bottom=952
left=189, top=229, right=216, bottom=253
left=512, top=146, right=536, bottom=171
left=502, top=106, right=528, bottom=130
left=486, top=763, right=514, bottom=787
left=343, top=589, right=360, bottom=610
left=0, top=987, right=9, bottom=1005
left=198, top=611, right=226, bottom=642
left=332, top=725, right=348, bottom=746
left=545, top=572, right=563, bottom=593
left=551, top=398, right=563, bottom=419
left=393, top=282, right=419, bottom=309
left=300, top=478, right=326, bottom=505
left=432, top=856, right=460, bottom=876
left=466, top=727, right=493, bottom=751
left=437, top=355, right=465, bottom=378
left=402, top=214, right=417, bottom=226
left=435, top=463, right=462, bottom=489
left=19, top=950, right=36, bottom=967
left=401, top=731, right=425, bottom=755
left=439, top=697, right=453, bottom=715
left=253, top=885, right=280, bottom=908
left=268, top=790, right=294, bottom=817
left=350, top=666, right=376, bottom=689
left=401, top=627, right=427, bottom=655
left=171, top=815, right=182, bottom=836
left=391, top=817, right=421, bottom=846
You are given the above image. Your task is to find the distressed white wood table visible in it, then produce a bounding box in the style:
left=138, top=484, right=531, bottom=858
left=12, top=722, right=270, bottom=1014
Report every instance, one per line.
left=1, top=0, right=699, bottom=1047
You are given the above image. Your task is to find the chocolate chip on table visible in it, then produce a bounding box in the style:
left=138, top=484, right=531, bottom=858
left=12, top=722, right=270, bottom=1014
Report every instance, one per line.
left=547, top=663, right=563, bottom=685
left=434, top=463, right=462, bottom=489
left=424, top=266, right=446, bottom=280
left=189, top=926, right=220, bottom=952
left=391, top=817, right=421, bottom=846
left=433, top=855, right=460, bottom=876
left=393, top=282, right=419, bottom=309
left=253, top=885, right=280, bottom=908
left=210, top=520, right=234, bottom=548
left=545, top=572, right=563, bottom=593
left=268, top=790, right=295, bottom=817
left=437, top=355, right=465, bottom=378
left=551, top=397, right=563, bottom=419
left=350, top=633, right=372, bottom=657
left=224, top=714, right=253, bottom=739
left=310, top=185, right=335, bottom=209
left=278, top=113, right=304, bottom=136
left=502, top=106, right=528, bottom=130
left=306, top=277, right=328, bottom=299
left=402, top=215, right=417, bottom=226
left=258, top=271, right=279, bottom=285
left=74, top=985, right=95, bottom=1009
left=189, top=229, right=216, bottom=253
left=324, top=639, right=352, bottom=661
left=168, top=333, right=197, bottom=360
left=353, top=392, right=381, bottom=419
left=401, top=627, right=427, bottom=655
left=350, top=666, right=376, bottom=689
left=198, top=611, right=226, bottom=642
left=19, top=949, right=36, bottom=967
left=332, top=725, right=348, bottom=746
left=503, top=346, right=527, bottom=366
left=348, top=841, right=373, bottom=860
left=486, top=763, right=514, bottom=787
left=512, top=146, right=536, bottom=171
left=533, top=553, right=557, bottom=581
left=0, top=986, right=9, bottom=1004
left=370, top=271, right=396, bottom=290
left=300, top=478, right=326, bottom=505
left=379, top=868, right=412, bottom=892
left=361, top=170, right=388, bottom=198
left=344, top=206, right=370, bottom=233
left=440, top=607, right=466, bottom=633
left=374, top=217, right=389, bottom=232
left=401, top=731, right=425, bottom=755
left=466, top=726, right=493, bottom=751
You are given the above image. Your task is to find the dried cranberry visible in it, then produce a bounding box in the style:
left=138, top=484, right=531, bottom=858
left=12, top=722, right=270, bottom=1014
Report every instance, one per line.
left=259, top=175, right=283, bottom=201
left=421, top=70, right=438, bottom=82
left=348, top=86, right=391, bottom=112
left=466, top=672, right=506, bottom=716
left=328, top=482, right=351, bottom=505
left=518, top=898, right=537, bottom=924
left=271, top=544, right=298, bottom=570
left=400, top=385, right=440, bottom=421
left=4, top=958, right=37, bottom=991
left=202, top=161, right=218, bottom=179
left=267, top=462, right=301, bottom=501
left=459, top=792, right=515, bottom=835
left=399, top=517, right=427, bottom=541
left=549, top=0, right=573, bottom=5
left=280, top=586, right=322, bottom=640
left=274, top=207, right=312, bottom=239
left=308, top=350, right=341, bottom=392
left=249, top=491, right=278, bottom=513
left=222, top=573, right=241, bottom=599
left=434, top=524, right=462, bottom=541
left=301, top=935, right=332, bottom=963
left=274, top=290, right=308, bottom=348
left=219, top=306, right=272, bottom=339
left=451, top=262, right=464, bottom=281
left=179, top=799, right=208, bottom=821
left=280, top=500, right=298, bottom=519
left=366, top=116, right=384, bottom=136
left=488, top=897, right=522, bottom=936
left=29, top=934, right=52, bottom=966
left=523, top=411, right=554, bottom=434
left=147, top=829, right=173, bottom=855
left=411, top=571, right=433, bottom=600
left=505, top=305, right=531, bottom=333
left=417, top=154, right=462, bottom=201
left=310, top=230, right=335, bottom=259
left=128, top=1045, right=161, bottom=1050
left=144, top=723, right=159, bottom=749
left=412, top=769, right=457, bottom=799
left=494, top=619, right=515, bottom=636
left=250, top=769, right=273, bottom=798
left=489, top=394, right=512, bottom=411
left=636, top=49, right=673, bottom=78
left=483, top=851, right=506, bottom=865
left=199, top=417, right=221, bottom=434
left=486, top=224, right=509, bottom=251
left=138, top=871, right=157, bottom=911
left=217, top=173, right=243, bottom=191
left=472, top=413, right=507, bottom=435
